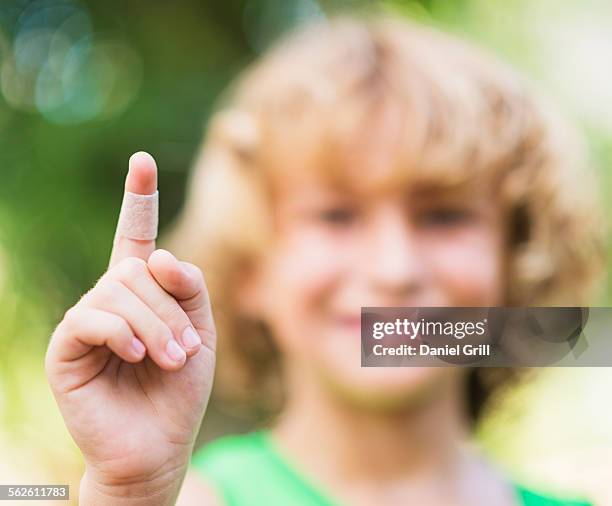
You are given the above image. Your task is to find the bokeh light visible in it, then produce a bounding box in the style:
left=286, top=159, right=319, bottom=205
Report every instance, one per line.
left=1, top=0, right=141, bottom=123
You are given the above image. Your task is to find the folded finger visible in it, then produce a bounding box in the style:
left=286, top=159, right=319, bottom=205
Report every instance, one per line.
left=49, top=306, right=145, bottom=364
left=83, top=277, right=187, bottom=370
left=109, top=256, right=201, bottom=356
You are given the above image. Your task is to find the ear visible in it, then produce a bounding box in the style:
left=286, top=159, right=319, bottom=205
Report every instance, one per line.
left=234, top=257, right=266, bottom=319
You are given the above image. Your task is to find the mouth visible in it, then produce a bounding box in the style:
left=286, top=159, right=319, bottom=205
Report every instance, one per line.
left=341, top=307, right=457, bottom=345
left=337, top=315, right=362, bottom=333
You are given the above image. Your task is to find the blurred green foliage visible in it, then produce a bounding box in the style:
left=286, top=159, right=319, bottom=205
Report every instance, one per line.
left=0, top=0, right=609, bottom=328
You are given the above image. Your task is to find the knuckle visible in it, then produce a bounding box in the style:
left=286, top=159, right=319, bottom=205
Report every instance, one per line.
left=152, top=322, right=173, bottom=346
left=92, top=279, right=123, bottom=307
left=110, top=317, right=133, bottom=341
left=62, top=305, right=77, bottom=323
left=186, top=262, right=204, bottom=282
left=57, top=306, right=80, bottom=336
left=137, top=317, right=171, bottom=346
left=184, top=263, right=207, bottom=297
left=79, top=284, right=96, bottom=305
left=115, top=256, right=149, bottom=281
left=161, top=302, right=189, bottom=328
left=194, top=270, right=205, bottom=290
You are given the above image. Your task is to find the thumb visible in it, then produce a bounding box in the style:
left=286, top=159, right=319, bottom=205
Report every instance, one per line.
left=148, top=249, right=217, bottom=352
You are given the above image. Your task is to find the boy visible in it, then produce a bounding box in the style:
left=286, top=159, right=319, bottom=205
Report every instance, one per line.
left=47, top=15, right=603, bottom=505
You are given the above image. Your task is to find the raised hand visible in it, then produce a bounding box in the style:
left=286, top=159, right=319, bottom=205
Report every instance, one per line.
left=45, top=152, right=216, bottom=505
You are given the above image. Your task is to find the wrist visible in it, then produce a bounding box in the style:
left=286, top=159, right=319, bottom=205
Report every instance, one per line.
left=80, top=461, right=189, bottom=506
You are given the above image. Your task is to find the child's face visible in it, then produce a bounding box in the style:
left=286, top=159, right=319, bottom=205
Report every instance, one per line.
left=244, top=169, right=507, bottom=407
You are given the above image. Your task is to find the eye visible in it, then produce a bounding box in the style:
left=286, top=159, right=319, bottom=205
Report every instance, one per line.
left=415, top=207, right=475, bottom=227
left=317, top=207, right=357, bottom=225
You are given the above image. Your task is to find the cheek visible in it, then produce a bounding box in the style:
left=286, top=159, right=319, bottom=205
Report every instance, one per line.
left=426, top=228, right=504, bottom=305
left=275, top=231, right=344, bottom=297
left=260, top=231, right=346, bottom=346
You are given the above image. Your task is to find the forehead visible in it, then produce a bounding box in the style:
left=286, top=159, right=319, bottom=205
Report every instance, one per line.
left=258, top=93, right=502, bottom=206
left=267, top=162, right=496, bottom=210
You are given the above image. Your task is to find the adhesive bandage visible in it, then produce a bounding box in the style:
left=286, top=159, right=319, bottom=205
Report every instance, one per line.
left=116, top=191, right=159, bottom=240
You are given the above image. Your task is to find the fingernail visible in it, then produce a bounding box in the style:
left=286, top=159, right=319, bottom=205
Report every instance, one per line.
left=130, top=338, right=146, bottom=357
left=166, top=339, right=186, bottom=362
left=181, top=327, right=200, bottom=348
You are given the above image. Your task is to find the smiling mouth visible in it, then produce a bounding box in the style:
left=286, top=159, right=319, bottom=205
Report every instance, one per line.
left=338, top=315, right=362, bottom=333
left=337, top=312, right=427, bottom=342
left=347, top=308, right=456, bottom=344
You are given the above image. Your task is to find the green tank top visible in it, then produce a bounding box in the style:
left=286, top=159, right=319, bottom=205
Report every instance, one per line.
left=191, top=431, right=592, bottom=506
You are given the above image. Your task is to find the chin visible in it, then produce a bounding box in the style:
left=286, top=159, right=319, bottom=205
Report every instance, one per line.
left=320, top=364, right=454, bottom=412
left=308, top=329, right=459, bottom=411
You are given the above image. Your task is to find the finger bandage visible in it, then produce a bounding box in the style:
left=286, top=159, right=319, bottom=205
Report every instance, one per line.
left=116, top=191, right=159, bottom=240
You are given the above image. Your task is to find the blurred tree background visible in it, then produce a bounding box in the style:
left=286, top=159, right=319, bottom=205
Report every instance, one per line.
left=0, top=0, right=611, bottom=504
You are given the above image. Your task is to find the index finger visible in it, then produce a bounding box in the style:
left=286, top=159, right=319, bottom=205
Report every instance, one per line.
left=109, top=151, right=159, bottom=268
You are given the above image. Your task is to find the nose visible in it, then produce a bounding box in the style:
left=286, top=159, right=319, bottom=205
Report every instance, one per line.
left=363, top=206, right=426, bottom=300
